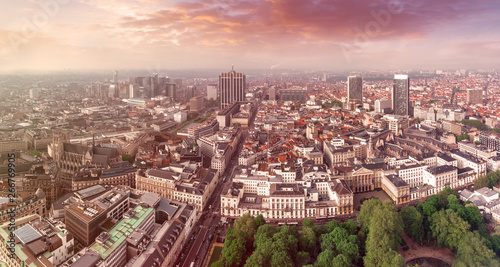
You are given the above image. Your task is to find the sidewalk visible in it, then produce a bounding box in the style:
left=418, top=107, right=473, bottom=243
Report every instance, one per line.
left=398, top=232, right=455, bottom=265
left=203, top=240, right=224, bottom=267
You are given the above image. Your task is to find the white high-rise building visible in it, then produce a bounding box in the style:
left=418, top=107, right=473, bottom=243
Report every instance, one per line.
left=207, top=84, right=217, bottom=100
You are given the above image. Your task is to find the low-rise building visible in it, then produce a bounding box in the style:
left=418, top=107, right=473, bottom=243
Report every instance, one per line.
left=382, top=174, right=410, bottom=205
left=423, top=165, right=458, bottom=193
left=0, top=214, right=74, bottom=267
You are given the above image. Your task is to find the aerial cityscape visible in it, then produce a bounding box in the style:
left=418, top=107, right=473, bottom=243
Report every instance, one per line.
left=1, top=1, right=500, bottom=267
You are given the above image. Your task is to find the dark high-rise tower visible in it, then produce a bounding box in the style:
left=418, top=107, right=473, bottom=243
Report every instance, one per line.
left=347, top=75, right=363, bottom=104
left=186, top=85, right=196, bottom=99
left=392, top=75, right=410, bottom=116
left=113, top=70, right=119, bottom=98
left=150, top=73, right=159, bottom=97
left=219, top=66, right=246, bottom=109
left=165, top=83, right=176, bottom=100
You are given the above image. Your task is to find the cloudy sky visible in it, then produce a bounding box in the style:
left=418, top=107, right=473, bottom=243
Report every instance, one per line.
left=1, top=0, right=500, bottom=72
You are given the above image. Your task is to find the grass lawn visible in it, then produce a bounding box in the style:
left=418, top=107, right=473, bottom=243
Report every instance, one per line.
left=207, top=246, right=223, bottom=267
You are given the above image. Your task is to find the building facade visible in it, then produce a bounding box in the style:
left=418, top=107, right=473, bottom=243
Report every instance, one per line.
left=392, top=75, right=410, bottom=116
left=220, top=67, right=246, bottom=109
left=347, top=75, right=363, bottom=105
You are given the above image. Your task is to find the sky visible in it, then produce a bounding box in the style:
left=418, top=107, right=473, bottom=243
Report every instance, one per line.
left=1, top=0, right=500, bottom=72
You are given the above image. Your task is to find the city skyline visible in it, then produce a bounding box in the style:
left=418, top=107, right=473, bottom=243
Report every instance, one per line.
left=1, top=0, right=500, bottom=72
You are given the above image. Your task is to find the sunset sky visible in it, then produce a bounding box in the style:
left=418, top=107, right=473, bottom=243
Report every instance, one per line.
left=1, top=0, right=500, bottom=72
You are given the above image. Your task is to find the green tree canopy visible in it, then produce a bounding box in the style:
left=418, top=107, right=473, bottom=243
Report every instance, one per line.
left=455, top=231, right=499, bottom=267
left=430, top=209, right=470, bottom=251
left=400, top=206, right=424, bottom=243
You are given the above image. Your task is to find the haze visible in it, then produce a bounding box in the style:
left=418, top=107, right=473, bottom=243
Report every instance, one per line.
left=1, top=0, right=500, bottom=72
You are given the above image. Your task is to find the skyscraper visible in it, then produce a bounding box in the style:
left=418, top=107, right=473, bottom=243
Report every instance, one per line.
left=392, top=75, right=410, bottom=116
left=269, top=86, right=277, bottom=101
left=347, top=75, right=363, bottom=105
left=219, top=67, right=246, bottom=109
left=186, top=85, right=196, bottom=99
left=150, top=73, right=159, bottom=97
left=113, top=70, right=119, bottom=98
left=207, top=84, right=217, bottom=100
left=165, top=83, right=176, bottom=100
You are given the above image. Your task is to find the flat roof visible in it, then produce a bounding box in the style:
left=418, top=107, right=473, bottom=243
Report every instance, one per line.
left=89, top=205, right=153, bottom=260
left=13, top=224, right=42, bottom=245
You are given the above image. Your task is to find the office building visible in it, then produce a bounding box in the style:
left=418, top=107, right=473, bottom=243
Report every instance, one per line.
left=0, top=214, right=74, bottom=267
left=150, top=73, right=159, bottom=97
left=392, top=75, right=410, bottom=116
left=129, top=84, right=139, bottom=98
left=87, top=205, right=154, bottom=267
left=65, top=188, right=130, bottom=246
left=219, top=67, right=246, bottom=109
left=480, top=131, right=500, bottom=152
left=113, top=71, right=119, bottom=98
left=186, top=85, right=196, bottom=99
left=165, top=83, right=176, bottom=100
left=280, top=87, right=307, bottom=102
left=269, top=86, right=277, bottom=101
left=467, top=88, right=483, bottom=105
left=207, top=84, right=217, bottom=100
left=347, top=75, right=363, bottom=104
left=190, top=95, right=204, bottom=112
left=375, top=98, right=391, bottom=113
left=29, top=88, right=40, bottom=99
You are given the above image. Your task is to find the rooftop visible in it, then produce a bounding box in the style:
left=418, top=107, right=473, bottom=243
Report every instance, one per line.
left=89, top=205, right=154, bottom=260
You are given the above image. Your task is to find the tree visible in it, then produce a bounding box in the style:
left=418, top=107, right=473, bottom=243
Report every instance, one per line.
left=457, top=133, right=469, bottom=142
left=233, top=123, right=241, bottom=127
left=430, top=209, right=470, bottom=250
left=455, top=231, right=499, bottom=267
left=488, top=170, right=500, bottom=187
left=400, top=206, right=424, bottom=243
left=357, top=198, right=383, bottom=232
left=234, top=213, right=258, bottom=240
left=270, top=250, right=294, bottom=267
left=342, top=220, right=358, bottom=236
left=255, top=214, right=265, bottom=227
left=475, top=175, right=490, bottom=189
left=210, top=260, right=224, bottom=267
left=222, top=237, right=247, bottom=267
left=331, top=254, right=352, bottom=267
left=363, top=247, right=405, bottom=267
left=447, top=195, right=462, bottom=212
left=315, top=249, right=335, bottom=267
left=364, top=202, right=404, bottom=267
left=461, top=119, right=488, bottom=130
left=325, top=220, right=340, bottom=232
left=475, top=141, right=481, bottom=145
left=296, top=251, right=310, bottom=267
left=299, top=227, right=317, bottom=255
left=122, top=153, right=134, bottom=163
left=438, top=186, right=458, bottom=206
left=303, top=218, right=315, bottom=229
left=254, top=224, right=278, bottom=248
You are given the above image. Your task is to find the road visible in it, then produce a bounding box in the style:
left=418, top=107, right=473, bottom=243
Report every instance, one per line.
left=176, top=101, right=259, bottom=267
